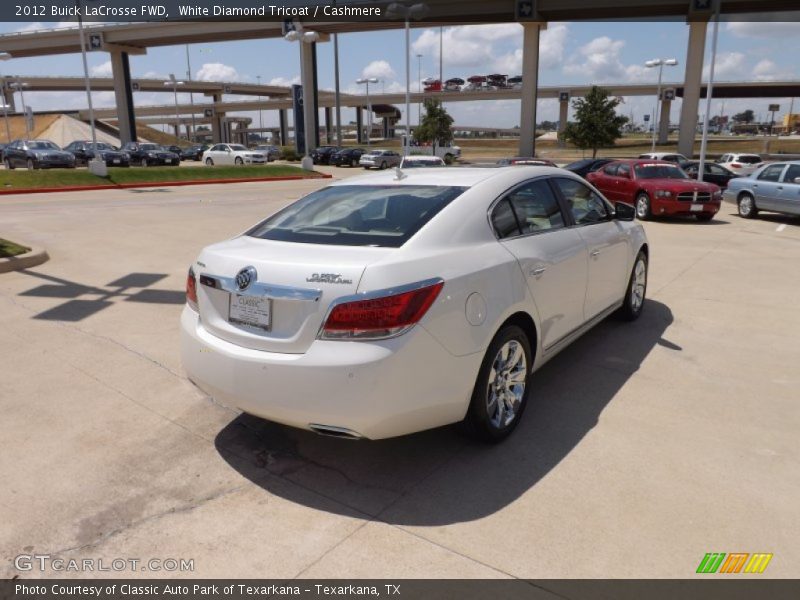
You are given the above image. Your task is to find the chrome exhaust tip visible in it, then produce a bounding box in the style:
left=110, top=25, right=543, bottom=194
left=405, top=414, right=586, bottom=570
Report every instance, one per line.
left=309, top=424, right=364, bottom=440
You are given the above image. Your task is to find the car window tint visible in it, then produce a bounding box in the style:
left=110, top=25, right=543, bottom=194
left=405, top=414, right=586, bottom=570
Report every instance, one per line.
left=491, top=199, right=521, bottom=239
left=603, top=164, right=618, bottom=176
left=554, top=178, right=609, bottom=225
left=617, top=163, right=631, bottom=178
left=247, top=185, right=466, bottom=248
left=707, top=164, right=727, bottom=175
left=783, top=164, right=800, bottom=183
left=758, top=164, right=785, bottom=182
left=506, top=180, right=565, bottom=234
left=738, top=155, right=762, bottom=164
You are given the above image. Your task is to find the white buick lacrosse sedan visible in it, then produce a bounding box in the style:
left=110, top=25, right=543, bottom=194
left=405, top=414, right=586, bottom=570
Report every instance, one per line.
left=181, top=167, right=648, bottom=441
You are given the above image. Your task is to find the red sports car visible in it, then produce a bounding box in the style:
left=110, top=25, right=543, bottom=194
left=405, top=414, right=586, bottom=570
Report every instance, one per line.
left=587, top=159, right=722, bottom=222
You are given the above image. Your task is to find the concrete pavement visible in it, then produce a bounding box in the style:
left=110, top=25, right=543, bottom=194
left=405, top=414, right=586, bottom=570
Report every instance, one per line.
left=1, top=178, right=798, bottom=579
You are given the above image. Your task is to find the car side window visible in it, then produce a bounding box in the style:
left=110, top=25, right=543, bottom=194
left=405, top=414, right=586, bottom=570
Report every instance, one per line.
left=758, top=164, right=786, bottom=182
left=783, top=164, right=800, bottom=184
left=507, top=180, right=566, bottom=234
left=603, top=164, right=618, bottom=176
left=490, top=199, right=520, bottom=239
left=553, top=178, right=610, bottom=225
left=617, top=163, right=631, bottom=179
left=707, top=164, right=726, bottom=175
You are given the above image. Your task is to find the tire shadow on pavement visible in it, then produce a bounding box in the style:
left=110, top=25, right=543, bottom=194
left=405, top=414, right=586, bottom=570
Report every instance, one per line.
left=214, top=300, right=675, bottom=525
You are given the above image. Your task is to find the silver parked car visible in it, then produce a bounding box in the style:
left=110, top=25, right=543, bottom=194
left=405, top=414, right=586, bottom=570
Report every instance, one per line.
left=724, top=160, right=800, bottom=218
left=359, top=149, right=402, bottom=170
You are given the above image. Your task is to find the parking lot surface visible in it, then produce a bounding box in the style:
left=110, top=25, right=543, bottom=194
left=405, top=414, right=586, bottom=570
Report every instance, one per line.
left=1, top=177, right=798, bottom=578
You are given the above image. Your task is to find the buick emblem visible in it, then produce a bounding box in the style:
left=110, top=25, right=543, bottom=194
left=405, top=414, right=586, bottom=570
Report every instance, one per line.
left=235, top=266, right=257, bottom=291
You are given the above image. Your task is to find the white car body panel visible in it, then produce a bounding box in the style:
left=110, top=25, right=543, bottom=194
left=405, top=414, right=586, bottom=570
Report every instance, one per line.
left=202, top=144, right=267, bottom=166
left=181, top=167, right=648, bottom=439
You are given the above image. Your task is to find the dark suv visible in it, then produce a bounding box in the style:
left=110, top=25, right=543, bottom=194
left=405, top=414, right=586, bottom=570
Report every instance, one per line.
left=63, top=141, right=130, bottom=167
left=3, top=139, right=76, bottom=170
left=122, top=143, right=180, bottom=167
left=330, top=147, right=366, bottom=167
left=310, top=146, right=341, bottom=165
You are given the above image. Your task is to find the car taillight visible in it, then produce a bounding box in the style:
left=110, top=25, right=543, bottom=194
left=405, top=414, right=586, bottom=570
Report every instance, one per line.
left=730, top=163, right=742, bottom=168
left=186, top=267, right=198, bottom=311
left=320, top=279, right=444, bottom=340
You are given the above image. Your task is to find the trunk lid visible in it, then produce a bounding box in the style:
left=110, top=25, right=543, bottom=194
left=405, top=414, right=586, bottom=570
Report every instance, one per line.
left=195, top=236, right=390, bottom=354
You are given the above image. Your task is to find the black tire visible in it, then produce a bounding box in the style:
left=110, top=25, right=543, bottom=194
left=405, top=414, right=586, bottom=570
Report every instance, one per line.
left=695, top=214, right=714, bottom=222
left=5, top=158, right=14, bottom=170
left=380, top=161, right=388, bottom=170
left=235, top=157, right=244, bottom=166
left=140, top=158, right=148, bottom=168
left=461, top=324, right=533, bottom=443
left=618, top=250, right=648, bottom=322
left=205, top=158, right=214, bottom=166
left=737, top=193, right=758, bottom=219
left=635, top=192, right=652, bottom=221
left=27, top=158, right=36, bottom=171
left=350, top=158, right=357, bottom=167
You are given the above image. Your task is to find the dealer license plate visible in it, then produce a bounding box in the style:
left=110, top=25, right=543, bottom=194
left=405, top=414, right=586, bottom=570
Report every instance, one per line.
left=690, top=204, right=703, bottom=212
left=229, top=294, right=272, bottom=331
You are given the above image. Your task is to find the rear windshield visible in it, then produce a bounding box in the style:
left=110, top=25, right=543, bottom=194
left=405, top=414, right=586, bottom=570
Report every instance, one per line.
left=29, top=141, right=59, bottom=150
left=634, top=164, right=688, bottom=179
left=737, top=155, right=762, bottom=164
left=247, top=185, right=466, bottom=248
left=141, top=144, right=161, bottom=151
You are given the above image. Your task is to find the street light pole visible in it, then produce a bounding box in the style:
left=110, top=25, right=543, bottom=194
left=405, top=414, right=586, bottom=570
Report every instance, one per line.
left=256, top=75, right=264, bottom=138
left=645, top=57, right=678, bottom=153
left=356, top=77, right=377, bottom=146
left=333, top=33, right=342, bottom=147
left=698, top=0, right=720, bottom=180
left=387, top=3, right=430, bottom=157
left=165, top=75, right=185, bottom=142
left=285, top=25, right=320, bottom=170
left=416, top=53, right=422, bottom=128
left=0, top=54, right=11, bottom=143
left=185, top=44, right=196, bottom=142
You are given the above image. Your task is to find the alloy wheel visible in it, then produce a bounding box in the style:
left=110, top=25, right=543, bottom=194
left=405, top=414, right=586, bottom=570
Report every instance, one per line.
left=486, top=340, right=527, bottom=429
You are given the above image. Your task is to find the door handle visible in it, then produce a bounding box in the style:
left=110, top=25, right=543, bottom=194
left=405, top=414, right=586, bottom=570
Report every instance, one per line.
left=777, top=186, right=783, bottom=190
left=530, top=267, right=546, bottom=277
left=591, top=249, right=601, bottom=257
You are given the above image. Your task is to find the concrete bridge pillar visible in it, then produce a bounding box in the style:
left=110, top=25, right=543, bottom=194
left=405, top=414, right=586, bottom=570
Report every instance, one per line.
left=356, top=108, right=364, bottom=144
left=678, top=20, right=709, bottom=157
left=557, top=94, right=569, bottom=148
left=518, top=22, right=545, bottom=156
left=659, top=97, right=672, bottom=145
left=109, top=51, right=137, bottom=144
left=325, top=107, right=333, bottom=144
left=210, top=94, right=224, bottom=143
left=278, top=109, right=288, bottom=146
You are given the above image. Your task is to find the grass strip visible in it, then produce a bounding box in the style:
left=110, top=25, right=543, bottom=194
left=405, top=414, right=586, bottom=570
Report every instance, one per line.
left=0, top=164, right=321, bottom=191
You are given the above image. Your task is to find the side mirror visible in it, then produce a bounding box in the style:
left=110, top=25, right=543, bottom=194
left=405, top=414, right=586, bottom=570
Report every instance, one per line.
left=794, top=177, right=800, bottom=184
left=614, top=202, right=635, bottom=221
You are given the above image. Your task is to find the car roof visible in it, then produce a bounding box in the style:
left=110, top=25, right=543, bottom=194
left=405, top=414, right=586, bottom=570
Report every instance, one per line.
left=329, top=166, right=570, bottom=188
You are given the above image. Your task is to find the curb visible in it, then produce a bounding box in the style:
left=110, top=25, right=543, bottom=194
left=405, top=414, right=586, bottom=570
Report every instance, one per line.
left=0, top=243, right=49, bottom=273
left=0, top=173, right=332, bottom=196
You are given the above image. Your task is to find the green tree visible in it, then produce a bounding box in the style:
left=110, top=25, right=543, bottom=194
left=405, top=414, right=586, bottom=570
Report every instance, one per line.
left=733, top=109, right=755, bottom=123
left=561, top=86, right=628, bottom=158
left=413, top=99, right=454, bottom=150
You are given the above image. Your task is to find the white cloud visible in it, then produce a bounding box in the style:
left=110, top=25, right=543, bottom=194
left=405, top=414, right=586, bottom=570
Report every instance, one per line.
left=268, top=75, right=301, bottom=87
left=410, top=23, right=567, bottom=77
left=751, top=59, right=793, bottom=82
left=703, top=52, right=745, bottom=80
left=361, top=60, right=396, bottom=80
left=15, top=21, right=76, bottom=33
left=726, top=19, right=800, bottom=39
left=564, top=36, right=627, bottom=82
left=90, top=61, right=113, bottom=77
left=195, top=62, right=240, bottom=82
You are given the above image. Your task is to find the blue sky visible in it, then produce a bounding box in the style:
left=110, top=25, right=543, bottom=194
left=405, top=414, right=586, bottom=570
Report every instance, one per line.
left=1, top=19, right=798, bottom=129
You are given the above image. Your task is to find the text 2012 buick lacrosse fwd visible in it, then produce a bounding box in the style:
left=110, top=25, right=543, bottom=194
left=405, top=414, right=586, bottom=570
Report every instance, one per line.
left=181, top=168, right=649, bottom=441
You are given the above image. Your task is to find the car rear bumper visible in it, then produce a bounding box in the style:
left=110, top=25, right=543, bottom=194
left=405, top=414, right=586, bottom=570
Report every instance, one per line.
left=180, top=307, right=479, bottom=439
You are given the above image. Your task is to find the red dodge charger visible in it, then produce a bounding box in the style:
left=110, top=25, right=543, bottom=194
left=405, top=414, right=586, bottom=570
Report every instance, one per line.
left=587, top=159, right=722, bottom=222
